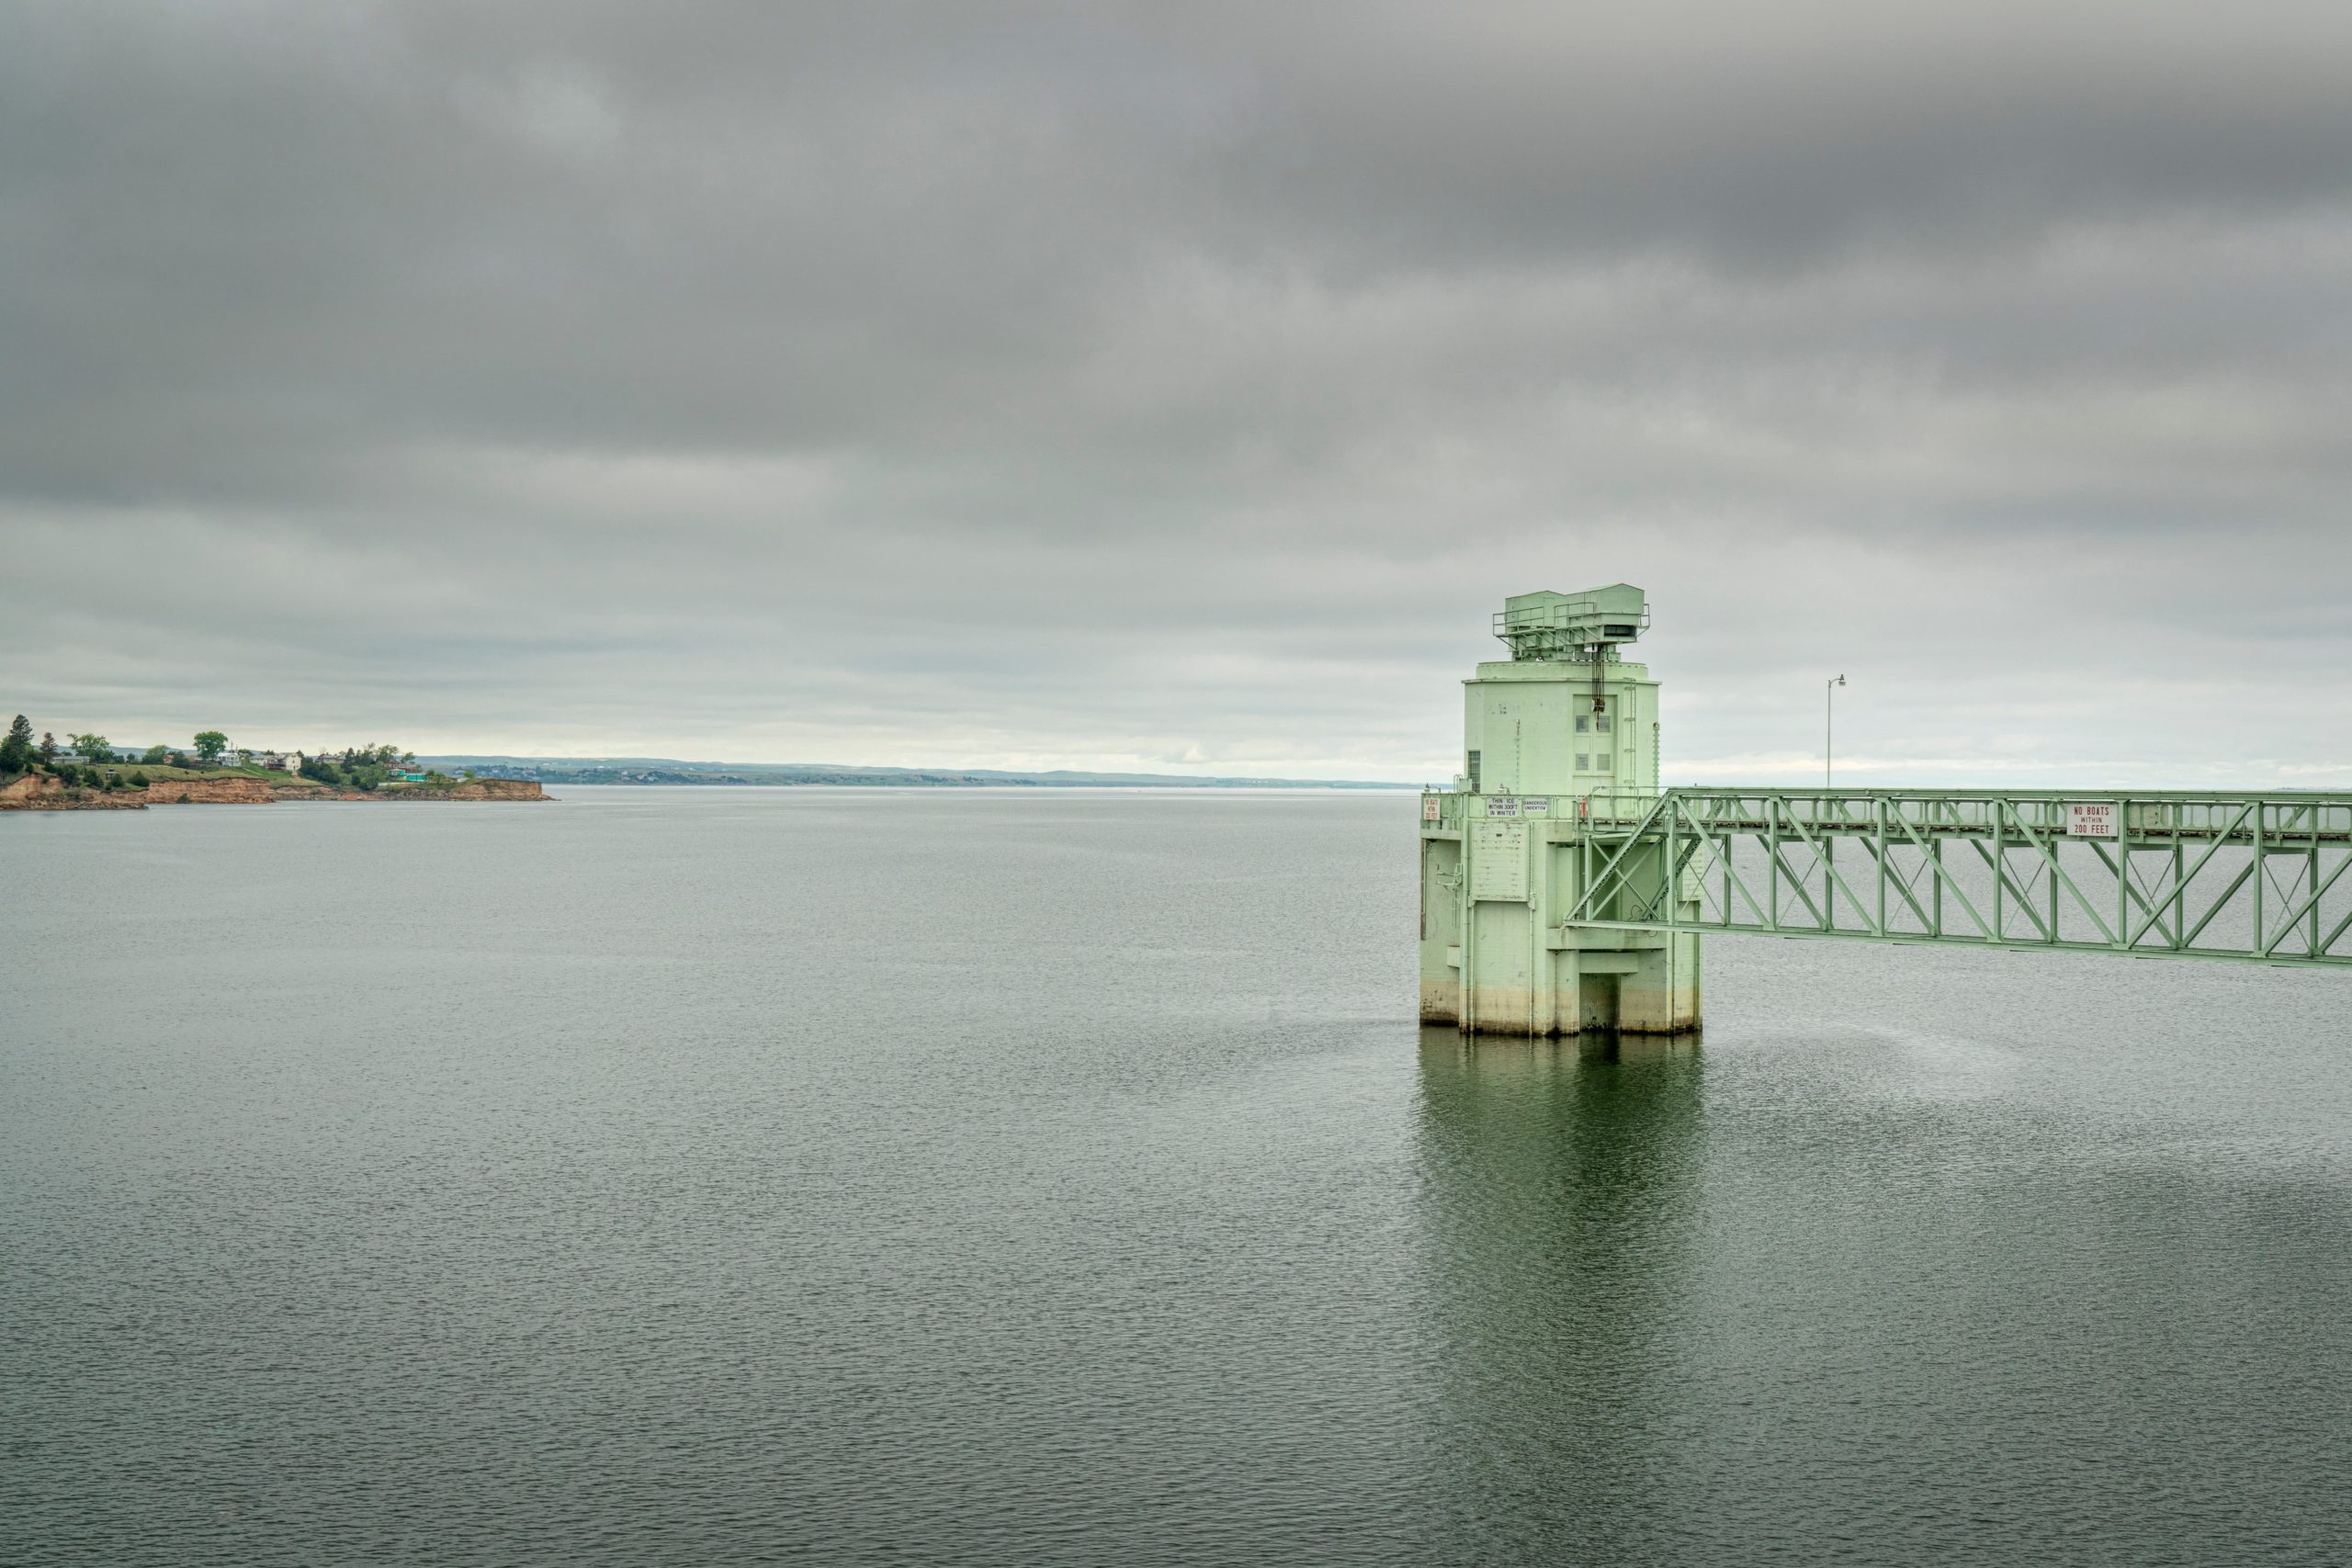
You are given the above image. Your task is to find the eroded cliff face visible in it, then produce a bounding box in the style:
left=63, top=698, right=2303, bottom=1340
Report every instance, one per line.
left=301, top=779, right=548, bottom=801
left=0, top=774, right=148, bottom=809
left=444, top=778, right=545, bottom=800
left=144, top=776, right=277, bottom=804
left=3, top=771, right=550, bottom=809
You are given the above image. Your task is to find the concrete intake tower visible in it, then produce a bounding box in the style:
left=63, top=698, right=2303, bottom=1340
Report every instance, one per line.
left=1417, top=584, right=1702, bottom=1037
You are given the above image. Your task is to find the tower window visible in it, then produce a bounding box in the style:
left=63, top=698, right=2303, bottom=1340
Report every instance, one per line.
left=1575, top=752, right=1590, bottom=772
left=1575, top=716, right=1589, bottom=733
left=1595, top=716, right=1611, bottom=734
left=1466, top=750, right=1481, bottom=789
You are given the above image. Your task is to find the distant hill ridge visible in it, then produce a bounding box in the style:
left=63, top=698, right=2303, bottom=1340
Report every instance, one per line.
left=415, top=757, right=1412, bottom=789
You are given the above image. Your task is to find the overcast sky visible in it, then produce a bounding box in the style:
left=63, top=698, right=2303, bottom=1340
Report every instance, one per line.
left=6, top=2, right=2349, bottom=784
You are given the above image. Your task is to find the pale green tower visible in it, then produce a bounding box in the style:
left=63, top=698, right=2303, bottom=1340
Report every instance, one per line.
left=1418, top=585, right=1702, bottom=1036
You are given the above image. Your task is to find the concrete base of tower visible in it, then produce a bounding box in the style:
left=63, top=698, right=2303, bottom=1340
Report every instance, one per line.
left=1419, top=931, right=1702, bottom=1038
left=1617, top=931, right=1702, bottom=1034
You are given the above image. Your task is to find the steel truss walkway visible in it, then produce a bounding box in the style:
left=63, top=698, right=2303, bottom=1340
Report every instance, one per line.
left=1563, top=789, right=2352, bottom=967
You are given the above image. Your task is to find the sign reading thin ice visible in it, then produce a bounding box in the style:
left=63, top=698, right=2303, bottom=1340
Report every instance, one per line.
left=2066, top=802, right=2120, bottom=838
left=1485, top=795, right=1521, bottom=818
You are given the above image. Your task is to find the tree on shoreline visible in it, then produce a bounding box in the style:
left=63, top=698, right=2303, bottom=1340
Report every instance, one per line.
left=70, top=733, right=112, bottom=763
left=194, top=730, right=229, bottom=764
left=1, top=716, right=31, bottom=774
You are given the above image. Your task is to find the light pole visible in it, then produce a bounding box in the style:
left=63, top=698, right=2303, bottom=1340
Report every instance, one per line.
left=1826, top=674, right=1846, bottom=792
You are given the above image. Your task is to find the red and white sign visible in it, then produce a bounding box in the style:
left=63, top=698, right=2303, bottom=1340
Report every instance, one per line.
left=2066, top=802, right=2119, bottom=838
left=1422, top=795, right=1442, bottom=821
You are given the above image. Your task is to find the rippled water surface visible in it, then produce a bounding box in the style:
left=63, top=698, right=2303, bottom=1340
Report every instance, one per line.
left=6, top=788, right=2349, bottom=1565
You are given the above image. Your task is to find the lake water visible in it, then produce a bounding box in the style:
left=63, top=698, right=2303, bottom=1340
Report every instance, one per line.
left=5, top=788, right=2349, bottom=1565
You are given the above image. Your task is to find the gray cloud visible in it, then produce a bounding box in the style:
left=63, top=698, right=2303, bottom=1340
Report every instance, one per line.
left=5, top=2, right=2350, bottom=783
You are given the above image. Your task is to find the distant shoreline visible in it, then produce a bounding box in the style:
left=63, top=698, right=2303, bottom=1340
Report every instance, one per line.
left=545, top=779, right=1404, bottom=790
left=415, top=757, right=1419, bottom=790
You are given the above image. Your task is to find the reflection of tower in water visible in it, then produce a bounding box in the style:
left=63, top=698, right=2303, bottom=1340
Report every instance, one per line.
left=1411, top=1029, right=1706, bottom=1565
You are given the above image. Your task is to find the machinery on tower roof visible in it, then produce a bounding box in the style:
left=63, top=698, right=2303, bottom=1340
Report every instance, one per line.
left=1492, top=583, right=1649, bottom=662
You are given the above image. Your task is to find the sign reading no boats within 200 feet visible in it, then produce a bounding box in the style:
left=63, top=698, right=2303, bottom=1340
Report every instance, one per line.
left=2066, top=802, right=2120, bottom=838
